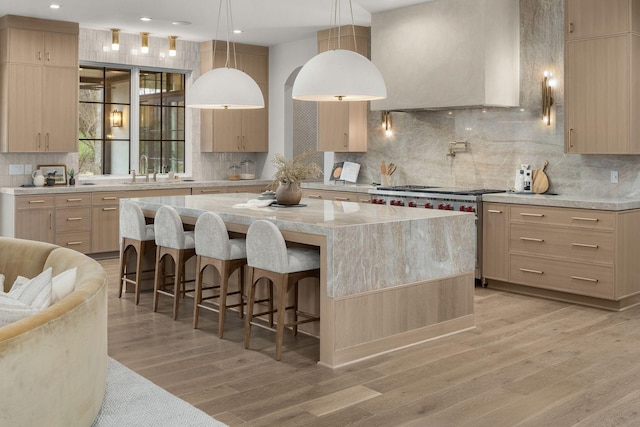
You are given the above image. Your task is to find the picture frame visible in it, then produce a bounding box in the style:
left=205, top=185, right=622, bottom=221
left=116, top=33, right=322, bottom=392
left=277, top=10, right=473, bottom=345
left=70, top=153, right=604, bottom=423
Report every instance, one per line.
left=38, top=164, right=67, bottom=186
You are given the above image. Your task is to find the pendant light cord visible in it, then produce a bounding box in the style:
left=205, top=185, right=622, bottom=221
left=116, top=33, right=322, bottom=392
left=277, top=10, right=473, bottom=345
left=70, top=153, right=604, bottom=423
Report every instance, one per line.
left=212, top=0, right=238, bottom=69
left=328, top=0, right=358, bottom=52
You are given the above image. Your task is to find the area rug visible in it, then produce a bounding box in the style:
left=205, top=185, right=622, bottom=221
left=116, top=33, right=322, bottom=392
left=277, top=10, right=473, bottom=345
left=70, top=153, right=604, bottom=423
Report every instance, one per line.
left=92, top=358, right=227, bottom=427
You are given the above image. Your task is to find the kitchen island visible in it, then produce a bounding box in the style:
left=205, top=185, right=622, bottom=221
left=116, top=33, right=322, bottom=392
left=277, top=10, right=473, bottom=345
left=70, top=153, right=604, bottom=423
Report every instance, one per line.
left=128, top=193, right=476, bottom=368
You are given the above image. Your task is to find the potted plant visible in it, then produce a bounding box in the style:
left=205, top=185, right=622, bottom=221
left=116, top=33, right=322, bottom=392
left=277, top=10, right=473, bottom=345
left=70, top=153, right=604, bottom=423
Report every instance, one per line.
left=67, top=168, right=76, bottom=186
left=271, top=152, right=322, bottom=205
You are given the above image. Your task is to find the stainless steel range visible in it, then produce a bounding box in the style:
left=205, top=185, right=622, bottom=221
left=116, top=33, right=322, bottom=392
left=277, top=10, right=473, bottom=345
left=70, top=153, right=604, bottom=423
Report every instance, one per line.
left=368, top=185, right=505, bottom=281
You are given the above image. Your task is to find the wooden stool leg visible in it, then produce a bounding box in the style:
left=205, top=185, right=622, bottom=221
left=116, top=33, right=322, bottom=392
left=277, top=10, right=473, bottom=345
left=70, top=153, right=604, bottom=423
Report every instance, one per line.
left=238, top=265, right=245, bottom=319
left=193, top=256, right=203, bottom=329
left=218, top=262, right=229, bottom=338
left=293, top=280, right=299, bottom=336
left=173, top=252, right=182, bottom=320
left=268, top=281, right=274, bottom=327
left=244, top=267, right=256, bottom=349
left=134, top=243, right=143, bottom=305
left=118, top=242, right=127, bottom=299
left=274, top=277, right=288, bottom=361
left=153, top=248, right=162, bottom=312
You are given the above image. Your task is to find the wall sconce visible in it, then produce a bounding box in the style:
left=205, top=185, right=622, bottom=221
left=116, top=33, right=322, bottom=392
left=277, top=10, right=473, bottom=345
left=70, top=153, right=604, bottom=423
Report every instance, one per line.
left=111, top=109, right=123, bottom=127
left=168, top=35, right=177, bottom=57
left=140, top=32, right=149, bottom=54
left=382, top=111, right=392, bottom=137
left=111, top=29, right=120, bottom=51
left=542, top=71, right=555, bottom=125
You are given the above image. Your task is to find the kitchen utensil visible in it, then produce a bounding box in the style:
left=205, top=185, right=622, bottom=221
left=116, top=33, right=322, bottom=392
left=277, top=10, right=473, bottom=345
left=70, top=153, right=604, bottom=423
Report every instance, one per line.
left=532, top=160, right=549, bottom=194
left=387, top=163, right=397, bottom=175
left=380, top=160, right=387, bottom=175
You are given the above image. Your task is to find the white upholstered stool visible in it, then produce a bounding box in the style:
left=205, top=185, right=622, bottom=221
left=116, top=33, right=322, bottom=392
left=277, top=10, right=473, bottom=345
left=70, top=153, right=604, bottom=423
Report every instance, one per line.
left=244, top=220, right=320, bottom=361
left=118, top=201, right=156, bottom=305
left=153, top=205, right=196, bottom=320
left=193, top=212, right=247, bottom=338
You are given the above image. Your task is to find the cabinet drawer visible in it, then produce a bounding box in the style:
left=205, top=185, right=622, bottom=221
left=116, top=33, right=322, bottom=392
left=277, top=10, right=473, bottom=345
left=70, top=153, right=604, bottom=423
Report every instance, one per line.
left=192, top=187, right=228, bottom=195
left=55, top=193, right=91, bottom=207
left=92, top=192, right=120, bottom=206
left=510, top=205, right=614, bottom=230
left=55, top=231, right=91, bottom=254
left=510, top=254, right=614, bottom=299
left=510, top=223, right=614, bottom=264
left=55, top=207, right=91, bottom=232
left=16, top=195, right=54, bottom=209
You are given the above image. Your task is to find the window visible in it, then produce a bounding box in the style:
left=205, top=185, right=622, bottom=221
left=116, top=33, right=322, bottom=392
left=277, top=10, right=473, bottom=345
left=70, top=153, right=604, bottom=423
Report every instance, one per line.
left=78, top=66, right=186, bottom=176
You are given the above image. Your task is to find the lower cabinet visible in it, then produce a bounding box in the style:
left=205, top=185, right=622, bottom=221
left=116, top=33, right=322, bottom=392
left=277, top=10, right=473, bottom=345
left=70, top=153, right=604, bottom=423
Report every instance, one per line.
left=91, top=192, right=120, bottom=253
left=302, top=188, right=371, bottom=203
left=14, top=195, right=55, bottom=243
left=54, top=193, right=92, bottom=253
left=483, top=202, right=640, bottom=309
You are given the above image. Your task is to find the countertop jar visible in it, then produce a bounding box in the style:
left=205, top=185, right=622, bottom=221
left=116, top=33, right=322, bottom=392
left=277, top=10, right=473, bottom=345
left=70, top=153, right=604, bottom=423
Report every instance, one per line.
left=228, top=164, right=241, bottom=181
left=240, top=158, right=255, bottom=180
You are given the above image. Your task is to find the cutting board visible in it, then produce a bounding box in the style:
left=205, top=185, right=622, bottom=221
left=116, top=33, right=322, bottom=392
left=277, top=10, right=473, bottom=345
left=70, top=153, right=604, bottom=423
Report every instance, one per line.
left=532, top=160, right=549, bottom=194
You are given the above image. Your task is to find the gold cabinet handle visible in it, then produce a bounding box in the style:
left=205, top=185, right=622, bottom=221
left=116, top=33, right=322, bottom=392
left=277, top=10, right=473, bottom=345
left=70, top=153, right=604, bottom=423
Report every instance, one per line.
left=66, top=241, right=83, bottom=246
left=571, top=216, right=598, bottom=222
left=29, top=200, right=45, bottom=204
left=38, top=51, right=42, bottom=61
left=487, top=209, right=503, bottom=214
left=67, top=217, right=83, bottom=221
left=344, top=132, right=348, bottom=148
left=571, top=242, right=599, bottom=249
left=520, top=268, right=543, bottom=274
left=520, top=212, right=544, bottom=217
left=307, top=195, right=323, bottom=199
left=334, top=197, right=350, bottom=201
left=569, top=128, right=575, bottom=148
left=49, top=212, right=52, bottom=229
left=102, top=207, right=117, bottom=211
left=66, top=198, right=83, bottom=202
left=520, top=237, right=544, bottom=242
left=45, top=133, right=50, bottom=151
left=102, top=196, right=117, bottom=201
left=571, top=275, right=598, bottom=283
left=47, top=52, right=51, bottom=61
left=359, top=198, right=371, bottom=203
left=37, top=133, right=41, bottom=149
left=199, top=189, right=222, bottom=194
left=569, top=22, right=574, bottom=34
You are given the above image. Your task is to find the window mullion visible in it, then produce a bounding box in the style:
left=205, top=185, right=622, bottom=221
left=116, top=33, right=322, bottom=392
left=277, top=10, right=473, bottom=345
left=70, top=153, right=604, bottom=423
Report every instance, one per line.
left=130, top=68, right=141, bottom=173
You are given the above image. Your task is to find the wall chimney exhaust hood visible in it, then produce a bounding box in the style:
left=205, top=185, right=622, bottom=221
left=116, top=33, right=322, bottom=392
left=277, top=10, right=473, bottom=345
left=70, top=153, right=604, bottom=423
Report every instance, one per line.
left=370, top=0, right=520, bottom=112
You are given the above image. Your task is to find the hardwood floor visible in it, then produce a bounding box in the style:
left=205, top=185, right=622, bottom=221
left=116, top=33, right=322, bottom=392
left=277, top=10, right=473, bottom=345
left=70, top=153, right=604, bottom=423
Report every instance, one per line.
left=102, top=257, right=640, bottom=426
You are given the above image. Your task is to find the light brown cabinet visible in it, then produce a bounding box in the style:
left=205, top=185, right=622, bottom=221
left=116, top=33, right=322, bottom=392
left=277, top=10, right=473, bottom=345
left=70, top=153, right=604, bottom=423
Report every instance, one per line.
left=200, top=42, right=268, bottom=153
left=316, top=26, right=370, bottom=153
left=302, top=188, right=371, bottom=203
left=564, top=0, right=640, bottom=154
left=14, top=195, right=55, bottom=243
left=54, top=194, right=91, bottom=253
left=91, top=192, right=120, bottom=253
left=484, top=202, right=640, bottom=310
left=0, top=15, right=79, bottom=153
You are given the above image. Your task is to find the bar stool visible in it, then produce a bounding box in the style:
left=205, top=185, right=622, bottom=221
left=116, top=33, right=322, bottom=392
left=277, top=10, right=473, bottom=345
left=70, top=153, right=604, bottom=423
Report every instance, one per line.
left=193, top=212, right=247, bottom=338
left=118, top=201, right=156, bottom=305
left=244, top=220, right=320, bottom=361
left=153, top=205, right=196, bottom=320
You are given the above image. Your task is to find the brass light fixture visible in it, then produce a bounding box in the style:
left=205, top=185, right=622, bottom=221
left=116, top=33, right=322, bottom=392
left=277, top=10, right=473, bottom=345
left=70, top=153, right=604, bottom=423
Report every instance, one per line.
left=111, top=28, right=120, bottom=51
left=382, top=111, right=392, bottom=137
left=111, top=109, right=123, bottom=127
left=168, top=35, right=177, bottom=57
left=542, top=71, right=555, bottom=126
left=140, top=32, right=149, bottom=54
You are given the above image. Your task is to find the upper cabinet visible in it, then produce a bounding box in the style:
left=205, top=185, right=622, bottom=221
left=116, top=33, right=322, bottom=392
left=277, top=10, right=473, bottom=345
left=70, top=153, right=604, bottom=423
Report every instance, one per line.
left=316, top=25, right=369, bottom=153
left=199, top=42, right=268, bottom=153
left=564, top=0, right=640, bottom=154
left=370, top=0, right=520, bottom=111
left=0, top=15, right=79, bottom=153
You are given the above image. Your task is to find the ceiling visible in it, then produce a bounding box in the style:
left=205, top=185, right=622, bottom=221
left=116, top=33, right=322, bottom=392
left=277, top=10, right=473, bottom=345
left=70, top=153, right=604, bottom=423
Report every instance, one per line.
left=0, top=0, right=434, bottom=46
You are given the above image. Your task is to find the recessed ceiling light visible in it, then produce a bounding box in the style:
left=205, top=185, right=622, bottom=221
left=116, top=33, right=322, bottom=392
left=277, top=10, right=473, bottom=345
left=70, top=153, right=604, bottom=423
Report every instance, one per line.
left=172, top=21, right=192, bottom=26
left=140, top=17, right=152, bottom=22
left=233, top=29, right=243, bottom=34
left=49, top=4, right=61, bottom=9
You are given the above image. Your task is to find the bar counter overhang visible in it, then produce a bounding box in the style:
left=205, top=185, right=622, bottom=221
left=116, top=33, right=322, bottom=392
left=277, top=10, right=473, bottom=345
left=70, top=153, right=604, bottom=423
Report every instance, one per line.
left=126, top=193, right=476, bottom=368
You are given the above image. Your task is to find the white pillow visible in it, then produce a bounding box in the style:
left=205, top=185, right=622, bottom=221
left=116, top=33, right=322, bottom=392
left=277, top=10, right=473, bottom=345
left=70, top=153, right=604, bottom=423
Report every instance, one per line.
left=0, top=274, right=4, bottom=291
left=0, top=293, right=40, bottom=327
left=9, top=267, right=53, bottom=310
left=52, top=268, right=77, bottom=303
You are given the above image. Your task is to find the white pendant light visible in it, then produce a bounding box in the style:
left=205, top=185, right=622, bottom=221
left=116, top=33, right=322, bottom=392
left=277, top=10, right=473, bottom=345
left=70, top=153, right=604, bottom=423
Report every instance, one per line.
left=292, top=0, right=387, bottom=102
left=187, top=0, right=264, bottom=110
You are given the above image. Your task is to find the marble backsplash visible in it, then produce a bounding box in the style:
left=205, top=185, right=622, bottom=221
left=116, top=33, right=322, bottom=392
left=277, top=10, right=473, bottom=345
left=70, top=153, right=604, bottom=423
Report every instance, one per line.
left=338, top=0, right=640, bottom=199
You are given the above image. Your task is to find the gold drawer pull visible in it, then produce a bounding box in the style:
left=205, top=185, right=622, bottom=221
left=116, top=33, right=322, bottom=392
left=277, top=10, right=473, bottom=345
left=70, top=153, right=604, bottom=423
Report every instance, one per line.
left=571, top=275, right=598, bottom=283
left=360, top=199, right=371, bottom=203
left=102, top=196, right=117, bottom=201
left=487, top=209, right=502, bottom=214
left=308, top=195, right=322, bottom=199
left=28, top=200, right=45, bottom=204
left=520, top=268, right=543, bottom=274
left=66, top=241, right=83, bottom=246
left=520, top=212, right=544, bottom=217
left=571, top=216, right=599, bottom=222
left=520, top=237, right=544, bottom=242
left=572, top=242, right=599, bottom=249
left=66, top=198, right=83, bottom=202
left=200, top=189, right=221, bottom=193
left=334, top=197, right=350, bottom=201
left=67, top=217, right=83, bottom=221
left=102, top=207, right=117, bottom=211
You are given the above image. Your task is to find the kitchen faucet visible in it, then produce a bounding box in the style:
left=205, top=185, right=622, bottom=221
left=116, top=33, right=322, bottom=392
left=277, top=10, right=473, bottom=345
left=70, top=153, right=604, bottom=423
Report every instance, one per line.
left=140, top=155, right=149, bottom=182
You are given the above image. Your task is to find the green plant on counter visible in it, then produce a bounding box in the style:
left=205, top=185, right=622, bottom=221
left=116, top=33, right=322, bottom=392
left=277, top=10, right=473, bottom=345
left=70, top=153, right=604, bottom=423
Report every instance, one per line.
left=271, top=151, right=322, bottom=189
left=67, top=168, right=76, bottom=178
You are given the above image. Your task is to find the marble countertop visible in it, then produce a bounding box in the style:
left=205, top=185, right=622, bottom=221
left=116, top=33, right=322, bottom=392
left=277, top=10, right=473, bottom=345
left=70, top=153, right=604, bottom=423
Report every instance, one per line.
left=0, top=179, right=271, bottom=195
left=129, top=192, right=475, bottom=298
left=482, top=192, right=640, bottom=211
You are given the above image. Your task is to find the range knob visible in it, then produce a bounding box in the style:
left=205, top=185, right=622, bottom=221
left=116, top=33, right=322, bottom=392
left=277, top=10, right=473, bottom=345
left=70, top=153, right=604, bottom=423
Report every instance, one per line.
left=398, top=200, right=405, bottom=206
left=438, top=203, right=445, bottom=210
left=446, top=204, right=453, bottom=210
left=466, top=206, right=475, bottom=212
left=459, top=205, right=466, bottom=211
left=408, top=201, right=417, bottom=208
left=424, top=202, right=432, bottom=209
